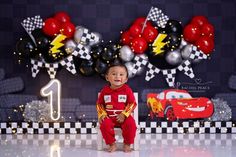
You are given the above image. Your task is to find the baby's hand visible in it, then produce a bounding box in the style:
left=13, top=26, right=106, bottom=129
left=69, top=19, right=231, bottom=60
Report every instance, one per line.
left=99, top=115, right=107, bottom=124
left=116, top=113, right=125, bottom=123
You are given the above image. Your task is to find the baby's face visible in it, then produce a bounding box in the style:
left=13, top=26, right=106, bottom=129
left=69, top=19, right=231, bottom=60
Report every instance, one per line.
left=106, top=66, right=128, bottom=89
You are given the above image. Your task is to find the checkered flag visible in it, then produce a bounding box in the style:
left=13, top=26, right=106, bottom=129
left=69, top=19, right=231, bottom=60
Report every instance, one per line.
left=146, top=7, right=169, bottom=28
left=31, top=15, right=44, bottom=29
left=190, top=45, right=208, bottom=60
left=72, top=44, right=91, bottom=60
left=145, top=63, right=160, bottom=81
left=80, top=28, right=99, bottom=44
left=178, top=60, right=195, bottom=78
left=162, top=69, right=176, bottom=87
left=21, top=17, right=35, bottom=34
left=60, top=56, right=77, bottom=74
left=31, top=59, right=44, bottom=78
left=45, top=63, right=59, bottom=79
left=131, top=55, right=148, bottom=75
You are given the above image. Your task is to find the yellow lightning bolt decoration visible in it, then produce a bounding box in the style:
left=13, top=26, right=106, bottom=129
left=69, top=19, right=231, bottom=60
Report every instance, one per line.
left=50, top=34, right=67, bottom=55
left=152, top=34, right=167, bottom=55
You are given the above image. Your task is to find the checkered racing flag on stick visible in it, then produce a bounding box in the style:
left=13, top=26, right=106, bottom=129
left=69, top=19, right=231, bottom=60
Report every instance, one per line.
left=131, top=56, right=148, bottom=76
left=31, top=59, right=44, bottom=78
left=21, top=17, right=35, bottom=34
left=80, top=28, right=100, bottom=44
left=178, top=60, right=195, bottom=78
left=60, top=56, right=77, bottom=74
left=162, top=69, right=176, bottom=87
left=45, top=63, right=59, bottom=79
left=190, top=45, right=208, bottom=60
left=145, top=63, right=160, bottom=81
left=72, top=44, right=91, bottom=60
left=146, top=7, right=169, bottom=28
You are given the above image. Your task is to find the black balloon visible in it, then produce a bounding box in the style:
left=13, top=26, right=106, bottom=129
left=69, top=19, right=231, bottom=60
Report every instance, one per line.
left=91, top=45, right=103, bottom=60
left=36, top=35, right=50, bottom=50
left=101, top=47, right=116, bottom=62
left=32, top=29, right=44, bottom=39
left=16, top=37, right=37, bottom=58
left=166, top=20, right=183, bottom=35
left=79, top=60, right=95, bottom=76
left=95, top=59, right=108, bottom=74
left=165, top=33, right=182, bottom=51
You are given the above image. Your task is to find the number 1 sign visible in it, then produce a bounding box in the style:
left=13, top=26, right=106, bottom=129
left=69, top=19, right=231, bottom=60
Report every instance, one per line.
left=40, top=79, right=61, bottom=121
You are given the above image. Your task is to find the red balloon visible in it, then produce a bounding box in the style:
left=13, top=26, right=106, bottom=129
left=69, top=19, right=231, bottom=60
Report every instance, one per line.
left=43, top=18, right=61, bottom=37
left=183, top=23, right=201, bottom=43
left=121, top=31, right=132, bottom=45
left=129, top=24, right=142, bottom=37
left=142, top=25, right=158, bottom=43
left=60, top=22, right=75, bottom=38
left=191, top=16, right=208, bottom=28
left=131, top=37, right=147, bottom=54
left=201, top=22, right=214, bottom=38
left=196, top=36, right=214, bottom=54
left=133, top=17, right=152, bottom=27
left=54, top=12, right=71, bottom=23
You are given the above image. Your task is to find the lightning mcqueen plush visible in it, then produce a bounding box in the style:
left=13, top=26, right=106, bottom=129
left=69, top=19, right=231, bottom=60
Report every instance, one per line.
left=147, top=89, right=214, bottom=121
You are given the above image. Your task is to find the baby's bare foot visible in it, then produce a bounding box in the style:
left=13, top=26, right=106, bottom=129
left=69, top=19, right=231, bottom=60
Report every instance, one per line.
left=123, top=144, right=132, bottom=153
left=108, top=143, right=117, bottom=152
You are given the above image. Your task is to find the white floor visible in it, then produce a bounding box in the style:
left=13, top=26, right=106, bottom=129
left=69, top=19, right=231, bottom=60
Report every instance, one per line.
left=0, top=134, right=236, bottom=157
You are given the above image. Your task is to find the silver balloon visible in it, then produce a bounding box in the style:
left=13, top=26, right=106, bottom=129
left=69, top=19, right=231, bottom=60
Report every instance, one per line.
left=74, top=26, right=85, bottom=44
left=119, top=45, right=134, bottom=62
left=181, top=44, right=192, bottom=60
left=179, top=38, right=188, bottom=49
left=89, top=32, right=102, bottom=46
left=136, top=65, right=145, bottom=75
left=65, top=39, right=77, bottom=54
left=166, top=49, right=182, bottom=65
left=181, top=44, right=201, bottom=64
left=124, top=62, right=135, bottom=78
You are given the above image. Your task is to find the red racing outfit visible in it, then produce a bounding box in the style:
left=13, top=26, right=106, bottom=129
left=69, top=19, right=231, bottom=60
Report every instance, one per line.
left=96, top=84, right=137, bottom=145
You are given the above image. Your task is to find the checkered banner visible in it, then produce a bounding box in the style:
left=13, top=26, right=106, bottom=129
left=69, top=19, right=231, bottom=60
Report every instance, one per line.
left=80, top=28, right=100, bottom=44
left=44, top=62, right=59, bottom=79
left=60, top=55, right=76, bottom=74
left=178, top=60, right=195, bottom=78
left=72, top=43, right=91, bottom=60
left=162, top=69, right=176, bottom=87
left=190, top=45, right=208, bottom=60
left=146, top=7, right=169, bottom=28
left=31, top=59, right=59, bottom=79
left=145, top=63, right=160, bottom=81
left=31, top=59, right=44, bottom=78
left=131, top=55, right=148, bottom=75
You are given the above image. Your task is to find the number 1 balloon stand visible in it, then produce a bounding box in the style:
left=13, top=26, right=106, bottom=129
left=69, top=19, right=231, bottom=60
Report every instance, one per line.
left=40, top=79, right=61, bottom=121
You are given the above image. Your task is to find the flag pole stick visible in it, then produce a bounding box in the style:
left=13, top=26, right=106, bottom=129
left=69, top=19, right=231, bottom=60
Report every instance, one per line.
left=141, top=6, right=153, bottom=34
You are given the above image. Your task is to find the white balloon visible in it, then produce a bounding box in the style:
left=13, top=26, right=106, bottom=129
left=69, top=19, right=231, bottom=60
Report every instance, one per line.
left=181, top=44, right=192, bottom=60
left=74, top=27, right=85, bottom=44
left=124, top=62, right=135, bottom=78
left=166, top=49, right=182, bottom=65
left=64, top=39, right=77, bottom=54
left=119, top=45, right=134, bottom=62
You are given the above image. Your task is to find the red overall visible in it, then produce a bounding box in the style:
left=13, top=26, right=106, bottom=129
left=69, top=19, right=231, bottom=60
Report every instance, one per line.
left=96, top=84, right=137, bottom=145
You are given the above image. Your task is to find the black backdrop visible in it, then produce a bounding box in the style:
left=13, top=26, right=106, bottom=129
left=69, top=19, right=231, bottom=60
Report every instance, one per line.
left=0, top=0, right=235, bottom=119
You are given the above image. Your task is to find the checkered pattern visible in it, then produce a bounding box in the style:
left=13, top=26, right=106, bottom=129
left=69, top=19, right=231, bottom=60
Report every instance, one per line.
left=60, top=56, right=76, bottom=75
left=131, top=56, right=148, bottom=75
left=145, top=63, right=160, bottom=81
left=0, top=121, right=235, bottom=134
left=30, top=59, right=44, bottom=78
left=72, top=44, right=91, bottom=60
left=162, top=69, right=176, bottom=87
left=178, top=60, right=195, bottom=78
left=44, top=63, right=59, bottom=79
left=21, top=17, right=35, bottom=34
left=30, top=15, right=44, bottom=29
left=146, top=7, right=169, bottom=28
left=80, top=28, right=99, bottom=44
left=190, top=46, right=208, bottom=60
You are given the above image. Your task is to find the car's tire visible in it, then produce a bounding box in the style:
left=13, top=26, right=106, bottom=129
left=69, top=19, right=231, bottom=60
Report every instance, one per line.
left=164, top=105, right=177, bottom=121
